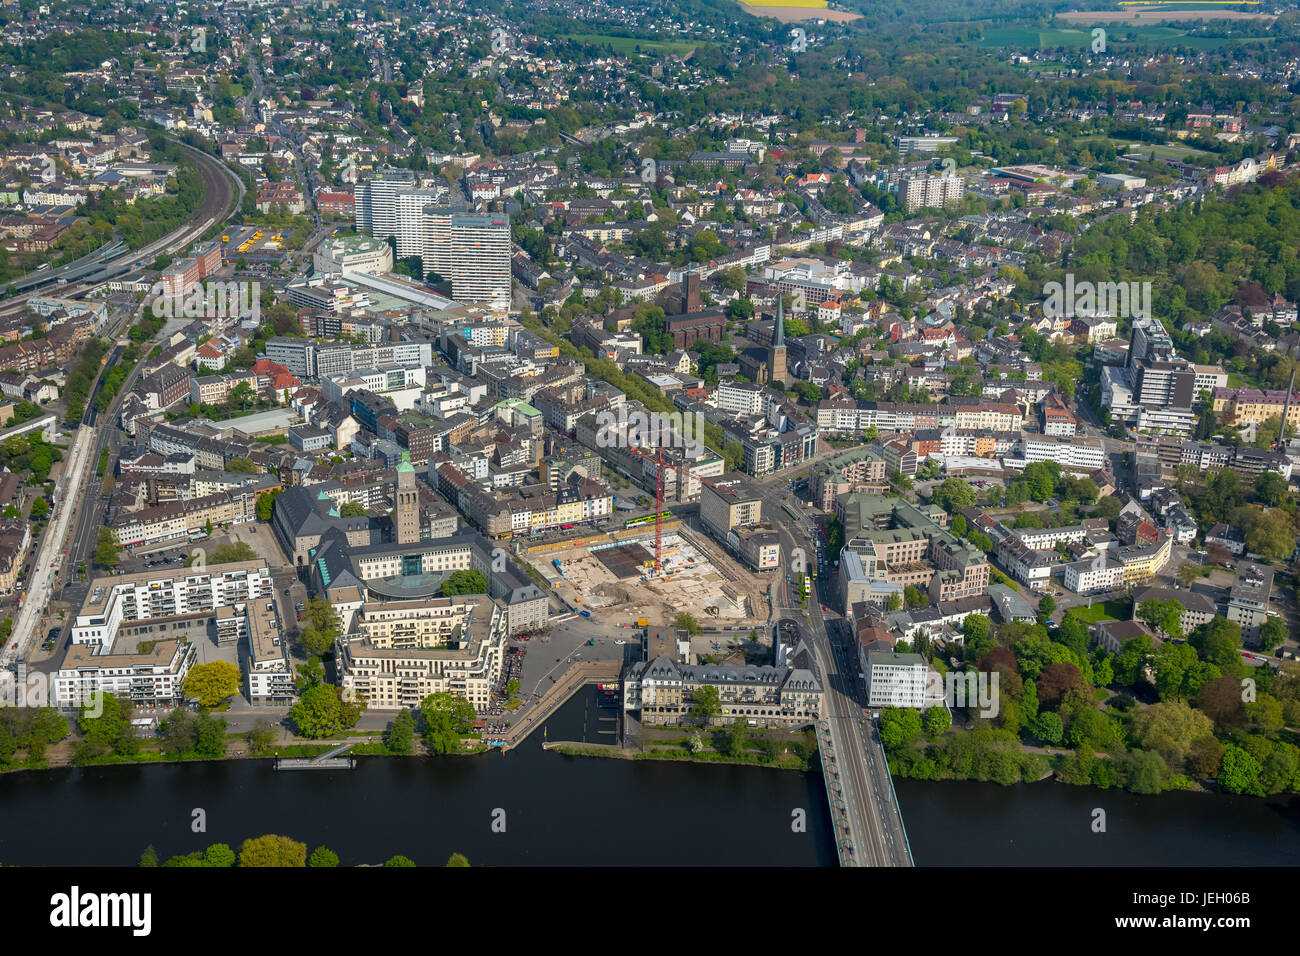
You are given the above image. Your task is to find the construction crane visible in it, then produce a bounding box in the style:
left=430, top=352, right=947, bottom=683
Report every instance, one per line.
left=1274, top=368, right=1296, bottom=451
left=627, top=443, right=738, bottom=575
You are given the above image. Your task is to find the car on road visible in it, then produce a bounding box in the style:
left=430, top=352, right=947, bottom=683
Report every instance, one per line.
left=615, top=640, right=626, bottom=645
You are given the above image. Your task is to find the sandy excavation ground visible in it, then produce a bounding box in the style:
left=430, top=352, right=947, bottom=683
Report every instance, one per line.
left=538, top=531, right=757, bottom=626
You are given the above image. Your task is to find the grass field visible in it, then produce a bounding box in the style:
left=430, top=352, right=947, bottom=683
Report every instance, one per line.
left=741, top=0, right=828, bottom=7
left=1057, top=8, right=1275, bottom=24
left=1066, top=599, right=1133, bottom=624
left=566, top=34, right=702, bottom=55
left=1074, top=137, right=1211, bottom=161
left=983, top=24, right=1271, bottom=50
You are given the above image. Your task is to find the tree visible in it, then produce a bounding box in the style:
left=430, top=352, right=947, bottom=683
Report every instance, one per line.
left=77, top=693, right=137, bottom=759
left=203, top=843, right=236, bottom=868
left=1194, top=675, right=1246, bottom=730
left=1130, top=701, right=1215, bottom=773
left=386, top=709, right=415, bottom=754
left=878, top=707, right=922, bottom=750
left=1032, top=710, right=1064, bottom=745
left=446, top=853, right=470, bottom=867
left=385, top=855, right=416, bottom=867
left=139, top=845, right=158, bottom=867
left=308, top=846, right=339, bottom=867
left=291, top=685, right=364, bottom=739
left=963, top=614, right=991, bottom=646
left=94, top=528, right=120, bottom=567
left=29, top=497, right=49, bottom=520
left=238, top=834, right=307, bottom=867
left=921, top=706, right=951, bottom=739
left=1240, top=507, right=1297, bottom=561
left=1255, top=471, right=1289, bottom=507
left=1138, top=599, right=1185, bottom=641
left=1154, top=642, right=1219, bottom=701
left=183, top=660, right=242, bottom=708
left=225, top=456, right=258, bottom=474
left=1218, top=744, right=1263, bottom=795
left=1120, top=749, right=1169, bottom=795
left=1113, top=634, right=1156, bottom=687
left=212, top=541, right=258, bottom=564
left=930, top=477, right=976, bottom=513
left=439, top=569, right=489, bottom=596
left=1036, top=662, right=1082, bottom=708
left=674, top=612, right=702, bottom=635
left=1189, top=617, right=1242, bottom=671
left=1258, top=616, right=1287, bottom=653
left=1037, top=594, right=1055, bottom=624
left=887, top=592, right=903, bottom=612
left=1186, top=736, right=1226, bottom=779
left=256, top=487, right=281, bottom=522
left=690, top=685, right=721, bottom=724
left=246, top=720, right=276, bottom=754
left=727, top=717, right=748, bottom=756
left=338, top=501, right=367, bottom=518
left=420, top=692, right=476, bottom=754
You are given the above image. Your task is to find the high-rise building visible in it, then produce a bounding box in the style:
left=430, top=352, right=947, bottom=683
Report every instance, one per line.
left=901, top=174, right=964, bottom=212
left=395, top=452, right=420, bottom=544
left=422, top=209, right=511, bottom=308
left=356, top=170, right=449, bottom=261
left=1102, top=315, right=1196, bottom=435
left=357, top=168, right=415, bottom=238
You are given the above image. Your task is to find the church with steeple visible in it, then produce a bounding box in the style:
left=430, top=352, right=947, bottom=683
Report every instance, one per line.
left=738, top=296, right=791, bottom=387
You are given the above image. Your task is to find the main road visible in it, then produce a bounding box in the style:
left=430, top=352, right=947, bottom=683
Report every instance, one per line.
left=758, top=472, right=913, bottom=867
left=2, top=139, right=246, bottom=684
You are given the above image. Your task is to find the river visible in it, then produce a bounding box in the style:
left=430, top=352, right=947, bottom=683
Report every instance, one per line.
left=0, top=689, right=1297, bottom=866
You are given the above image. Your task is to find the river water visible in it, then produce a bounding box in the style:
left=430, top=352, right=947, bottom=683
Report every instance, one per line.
left=0, top=689, right=1296, bottom=866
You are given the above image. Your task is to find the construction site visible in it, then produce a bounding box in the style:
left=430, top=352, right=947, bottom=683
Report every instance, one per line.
left=529, top=525, right=767, bottom=628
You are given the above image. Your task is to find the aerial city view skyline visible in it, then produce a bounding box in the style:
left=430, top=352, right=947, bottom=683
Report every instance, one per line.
left=0, top=0, right=1294, bottom=923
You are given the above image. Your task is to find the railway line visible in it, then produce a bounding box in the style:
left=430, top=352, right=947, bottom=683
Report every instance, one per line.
left=0, top=142, right=243, bottom=314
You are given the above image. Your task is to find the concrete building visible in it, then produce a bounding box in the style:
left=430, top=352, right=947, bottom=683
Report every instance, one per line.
left=864, top=650, right=928, bottom=709
left=423, top=209, right=511, bottom=309
left=336, top=594, right=507, bottom=713
left=312, top=234, right=394, bottom=277
left=1226, top=563, right=1274, bottom=645
left=622, top=646, right=823, bottom=728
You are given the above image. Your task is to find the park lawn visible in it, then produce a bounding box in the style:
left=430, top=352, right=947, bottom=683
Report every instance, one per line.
left=1067, top=599, right=1132, bottom=624
left=566, top=33, right=701, bottom=55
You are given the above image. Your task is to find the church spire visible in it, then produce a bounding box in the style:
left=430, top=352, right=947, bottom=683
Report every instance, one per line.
left=775, top=296, right=785, bottom=347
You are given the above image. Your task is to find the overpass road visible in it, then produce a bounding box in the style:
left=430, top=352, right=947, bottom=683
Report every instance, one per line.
left=763, top=478, right=913, bottom=867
